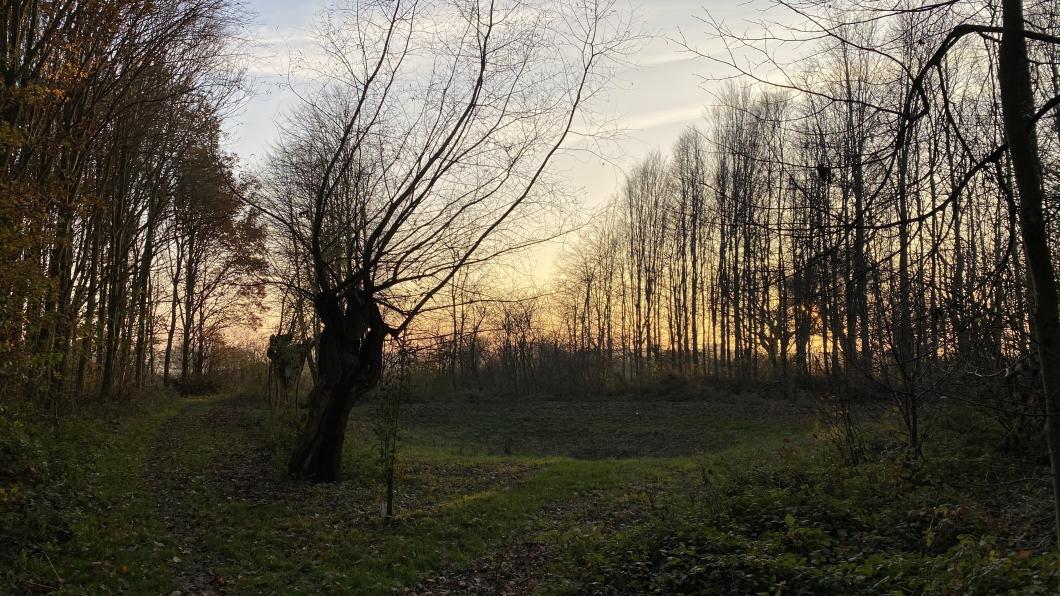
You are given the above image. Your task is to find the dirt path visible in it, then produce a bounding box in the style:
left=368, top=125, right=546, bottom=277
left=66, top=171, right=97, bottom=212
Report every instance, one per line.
left=145, top=394, right=311, bottom=595
left=145, top=399, right=226, bottom=596
left=144, top=396, right=284, bottom=596
left=406, top=540, right=552, bottom=595
left=141, top=395, right=637, bottom=594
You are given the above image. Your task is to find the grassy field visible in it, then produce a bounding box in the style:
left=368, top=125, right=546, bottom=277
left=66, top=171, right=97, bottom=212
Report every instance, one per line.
left=2, top=388, right=1058, bottom=594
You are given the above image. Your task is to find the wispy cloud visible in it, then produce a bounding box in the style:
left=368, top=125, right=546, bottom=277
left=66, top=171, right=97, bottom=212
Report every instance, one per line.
left=622, top=103, right=704, bottom=130
left=243, top=25, right=324, bottom=78
left=636, top=51, right=696, bottom=68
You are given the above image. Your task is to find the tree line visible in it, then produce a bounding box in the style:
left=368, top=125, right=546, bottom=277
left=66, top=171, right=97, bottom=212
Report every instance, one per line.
left=403, top=0, right=1060, bottom=541
left=4, top=0, right=1059, bottom=543
left=0, top=0, right=264, bottom=408
left=419, top=0, right=1057, bottom=436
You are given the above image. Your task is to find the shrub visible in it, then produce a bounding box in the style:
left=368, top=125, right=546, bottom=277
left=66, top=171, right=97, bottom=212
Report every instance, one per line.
left=0, top=408, right=78, bottom=577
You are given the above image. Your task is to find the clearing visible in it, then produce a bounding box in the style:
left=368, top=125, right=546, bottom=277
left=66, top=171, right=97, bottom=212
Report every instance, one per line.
left=2, top=389, right=1057, bottom=594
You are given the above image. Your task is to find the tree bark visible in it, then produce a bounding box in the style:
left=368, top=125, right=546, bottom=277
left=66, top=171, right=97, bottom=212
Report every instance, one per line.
left=998, top=0, right=1060, bottom=546
left=163, top=240, right=183, bottom=387
left=180, top=231, right=197, bottom=385
left=288, top=293, right=386, bottom=482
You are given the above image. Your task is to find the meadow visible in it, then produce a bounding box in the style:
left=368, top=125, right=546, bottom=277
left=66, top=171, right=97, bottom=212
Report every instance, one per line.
left=3, top=386, right=1057, bottom=594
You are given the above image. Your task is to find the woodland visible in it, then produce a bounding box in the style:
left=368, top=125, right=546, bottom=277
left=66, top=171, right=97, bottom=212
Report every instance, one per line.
left=2, top=0, right=1060, bottom=593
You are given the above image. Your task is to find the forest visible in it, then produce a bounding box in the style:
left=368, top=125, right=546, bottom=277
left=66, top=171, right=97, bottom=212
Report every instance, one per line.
left=1, top=0, right=1059, bottom=593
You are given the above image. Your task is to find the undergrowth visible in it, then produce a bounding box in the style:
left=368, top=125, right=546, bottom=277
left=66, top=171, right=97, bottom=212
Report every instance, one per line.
left=2, top=389, right=1057, bottom=594
left=540, top=406, right=1059, bottom=595
left=0, top=394, right=182, bottom=593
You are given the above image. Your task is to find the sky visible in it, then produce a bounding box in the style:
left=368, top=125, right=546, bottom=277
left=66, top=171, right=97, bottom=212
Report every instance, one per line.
left=223, top=0, right=770, bottom=278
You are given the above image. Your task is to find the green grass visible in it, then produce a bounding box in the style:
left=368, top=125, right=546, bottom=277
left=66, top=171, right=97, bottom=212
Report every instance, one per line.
left=350, top=392, right=807, bottom=459
left=538, top=405, right=1060, bottom=595
left=3, top=390, right=1057, bottom=594
left=157, top=393, right=805, bottom=593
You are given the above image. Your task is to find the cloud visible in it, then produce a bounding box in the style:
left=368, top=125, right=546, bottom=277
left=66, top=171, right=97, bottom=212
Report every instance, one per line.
left=242, top=25, right=325, bottom=78
left=622, top=103, right=704, bottom=130
left=637, top=51, right=696, bottom=68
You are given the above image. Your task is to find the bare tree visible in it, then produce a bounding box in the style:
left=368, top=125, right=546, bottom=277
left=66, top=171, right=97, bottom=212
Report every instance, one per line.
left=259, top=0, right=632, bottom=481
left=686, top=0, right=1060, bottom=540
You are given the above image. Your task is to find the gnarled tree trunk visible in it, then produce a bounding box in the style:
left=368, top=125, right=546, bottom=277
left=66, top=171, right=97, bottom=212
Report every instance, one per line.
left=287, top=293, right=386, bottom=482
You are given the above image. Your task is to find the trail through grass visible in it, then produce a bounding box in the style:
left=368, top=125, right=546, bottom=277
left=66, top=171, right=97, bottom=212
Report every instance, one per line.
left=4, top=390, right=1055, bottom=594
left=143, top=393, right=807, bottom=593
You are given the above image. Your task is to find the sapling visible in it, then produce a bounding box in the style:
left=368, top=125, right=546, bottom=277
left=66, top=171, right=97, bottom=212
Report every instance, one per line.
left=375, top=339, right=410, bottom=521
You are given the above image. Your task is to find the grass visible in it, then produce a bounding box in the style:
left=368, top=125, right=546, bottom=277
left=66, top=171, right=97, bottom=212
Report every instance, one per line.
left=350, top=391, right=808, bottom=458
left=2, top=388, right=1057, bottom=594
left=1, top=397, right=183, bottom=593
left=537, top=404, right=1060, bottom=595
left=167, top=392, right=805, bottom=593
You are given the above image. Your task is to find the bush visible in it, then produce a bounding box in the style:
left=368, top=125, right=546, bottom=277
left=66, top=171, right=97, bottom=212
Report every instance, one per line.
left=545, top=455, right=1060, bottom=595
left=174, top=374, right=222, bottom=395
left=0, top=408, right=78, bottom=576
